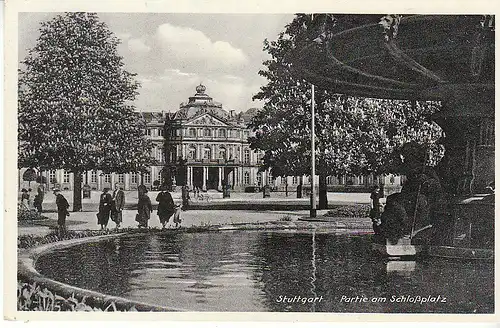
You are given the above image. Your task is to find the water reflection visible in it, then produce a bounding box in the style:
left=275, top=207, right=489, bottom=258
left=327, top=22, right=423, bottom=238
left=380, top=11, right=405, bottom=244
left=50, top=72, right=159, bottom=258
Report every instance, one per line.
left=35, top=230, right=493, bottom=313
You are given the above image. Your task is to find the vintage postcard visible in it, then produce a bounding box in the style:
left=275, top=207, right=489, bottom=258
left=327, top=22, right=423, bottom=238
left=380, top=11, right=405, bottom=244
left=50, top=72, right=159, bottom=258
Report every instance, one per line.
left=3, top=0, right=498, bottom=324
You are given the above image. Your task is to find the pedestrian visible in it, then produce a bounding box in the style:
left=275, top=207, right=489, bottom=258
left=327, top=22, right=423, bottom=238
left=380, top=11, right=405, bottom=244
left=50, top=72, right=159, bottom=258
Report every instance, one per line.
left=37, top=181, right=46, bottom=212
left=97, top=187, right=112, bottom=230
left=33, top=194, right=42, bottom=213
left=370, top=185, right=382, bottom=234
left=28, top=188, right=35, bottom=208
left=136, top=188, right=152, bottom=228
left=111, top=183, right=125, bottom=229
left=173, top=204, right=182, bottom=228
left=181, top=184, right=190, bottom=210
left=20, top=188, right=30, bottom=210
left=54, top=188, right=69, bottom=233
left=156, top=185, right=175, bottom=229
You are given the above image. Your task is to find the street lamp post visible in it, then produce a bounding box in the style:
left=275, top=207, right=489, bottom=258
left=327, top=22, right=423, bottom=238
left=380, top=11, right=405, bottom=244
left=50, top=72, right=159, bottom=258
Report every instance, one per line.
left=310, top=83, right=317, bottom=218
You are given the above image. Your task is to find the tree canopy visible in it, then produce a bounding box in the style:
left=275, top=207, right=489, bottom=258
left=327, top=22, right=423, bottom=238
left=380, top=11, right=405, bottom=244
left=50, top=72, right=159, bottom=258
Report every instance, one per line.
left=18, top=12, right=156, bottom=210
left=250, top=14, right=444, bottom=181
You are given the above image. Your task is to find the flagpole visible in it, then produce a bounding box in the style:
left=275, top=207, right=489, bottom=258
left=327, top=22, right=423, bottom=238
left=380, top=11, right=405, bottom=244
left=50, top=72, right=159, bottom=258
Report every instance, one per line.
left=310, top=83, right=317, bottom=218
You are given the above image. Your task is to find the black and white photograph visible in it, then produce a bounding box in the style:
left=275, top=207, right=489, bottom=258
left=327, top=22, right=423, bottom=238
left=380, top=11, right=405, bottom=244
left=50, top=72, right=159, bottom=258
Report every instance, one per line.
left=5, top=0, right=496, bottom=320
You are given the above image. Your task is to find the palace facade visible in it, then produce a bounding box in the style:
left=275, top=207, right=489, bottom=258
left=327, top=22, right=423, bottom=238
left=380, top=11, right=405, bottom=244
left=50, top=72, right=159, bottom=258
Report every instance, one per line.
left=18, top=84, right=402, bottom=194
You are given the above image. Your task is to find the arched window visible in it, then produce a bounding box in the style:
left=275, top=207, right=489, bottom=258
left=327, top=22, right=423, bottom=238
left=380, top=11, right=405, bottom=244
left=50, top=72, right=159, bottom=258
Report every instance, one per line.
left=204, top=128, right=211, bottom=137
left=256, top=173, right=262, bottom=186
left=63, top=170, right=70, bottom=183
left=90, top=171, right=97, bottom=183
left=130, top=173, right=137, bottom=184
left=244, top=149, right=250, bottom=163
left=188, top=146, right=196, bottom=159
left=218, top=147, right=226, bottom=159
left=218, top=129, right=226, bottom=138
left=144, top=172, right=151, bottom=184
left=244, top=172, right=250, bottom=185
left=204, top=147, right=211, bottom=159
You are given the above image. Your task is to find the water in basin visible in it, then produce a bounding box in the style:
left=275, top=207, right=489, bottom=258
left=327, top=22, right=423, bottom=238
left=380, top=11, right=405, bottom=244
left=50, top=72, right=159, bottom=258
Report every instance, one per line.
left=35, top=230, right=494, bottom=312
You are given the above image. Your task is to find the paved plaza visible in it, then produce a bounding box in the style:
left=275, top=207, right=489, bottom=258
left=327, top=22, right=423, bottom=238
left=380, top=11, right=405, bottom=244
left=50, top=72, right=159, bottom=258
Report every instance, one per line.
left=18, top=191, right=374, bottom=236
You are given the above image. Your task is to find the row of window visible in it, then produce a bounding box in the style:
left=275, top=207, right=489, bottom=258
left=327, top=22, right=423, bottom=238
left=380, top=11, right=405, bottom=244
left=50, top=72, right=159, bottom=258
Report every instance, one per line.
left=45, top=170, right=374, bottom=187
left=47, top=171, right=158, bottom=185
left=144, top=126, right=251, bottom=139
left=186, top=128, right=249, bottom=139
left=187, top=147, right=252, bottom=162
left=145, top=128, right=164, bottom=137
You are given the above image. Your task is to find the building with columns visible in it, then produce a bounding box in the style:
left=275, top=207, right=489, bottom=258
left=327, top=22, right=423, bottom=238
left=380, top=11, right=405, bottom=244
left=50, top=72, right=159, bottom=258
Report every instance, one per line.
left=18, top=84, right=402, bottom=194
left=163, top=84, right=263, bottom=191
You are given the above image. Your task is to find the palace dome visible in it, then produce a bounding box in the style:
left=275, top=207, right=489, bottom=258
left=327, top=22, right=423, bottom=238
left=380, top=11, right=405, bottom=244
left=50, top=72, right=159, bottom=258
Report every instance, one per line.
left=175, top=84, right=229, bottom=121
left=195, top=83, right=207, bottom=94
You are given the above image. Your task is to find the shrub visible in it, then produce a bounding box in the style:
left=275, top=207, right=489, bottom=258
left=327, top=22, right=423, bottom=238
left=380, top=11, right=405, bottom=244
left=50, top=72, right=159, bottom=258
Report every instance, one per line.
left=17, top=205, right=48, bottom=221
left=279, top=215, right=292, bottom=222
left=18, top=229, right=115, bottom=249
left=324, top=204, right=371, bottom=218
left=17, top=281, right=135, bottom=312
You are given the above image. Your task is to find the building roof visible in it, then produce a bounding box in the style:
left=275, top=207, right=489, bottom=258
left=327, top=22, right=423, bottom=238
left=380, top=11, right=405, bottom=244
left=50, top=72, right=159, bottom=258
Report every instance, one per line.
left=135, top=85, right=262, bottom=127
left=174, top=84, right=228, bottom=121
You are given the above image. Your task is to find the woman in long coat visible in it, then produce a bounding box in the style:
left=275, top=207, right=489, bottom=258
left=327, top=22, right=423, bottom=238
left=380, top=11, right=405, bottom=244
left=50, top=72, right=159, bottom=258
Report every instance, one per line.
left=111, top=183, right=125, bottom=229
left=156, top=186, right=175, bottom=229
left=54, top=188, right=69, bottom=232
left=136, top=189, right=153, bottom=228
left=98, top=188, right=112, bottom=230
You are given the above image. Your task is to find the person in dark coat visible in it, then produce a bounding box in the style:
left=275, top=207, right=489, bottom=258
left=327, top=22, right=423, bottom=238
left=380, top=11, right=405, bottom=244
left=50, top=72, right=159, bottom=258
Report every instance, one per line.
left=156, top=186, right=176, bottom=229
left=136, top=189, right=153, bottom=228
left=33, top=194, right=42, bottom=213
left=98, top=187, right=112, bottom=230
left=111, top=183, right=125, bottom=229
left=20, top=188, right=30, bottom=210
left=36, top=182, right=45, bottom=212
left=181, top=185, right=190, bottom=210
left=54, top=188, right=69, bottom=232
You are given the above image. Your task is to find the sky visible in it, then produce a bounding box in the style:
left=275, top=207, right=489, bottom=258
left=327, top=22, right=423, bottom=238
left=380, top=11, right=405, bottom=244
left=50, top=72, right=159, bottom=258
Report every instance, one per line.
left=18, top=13, right=294, bottom=113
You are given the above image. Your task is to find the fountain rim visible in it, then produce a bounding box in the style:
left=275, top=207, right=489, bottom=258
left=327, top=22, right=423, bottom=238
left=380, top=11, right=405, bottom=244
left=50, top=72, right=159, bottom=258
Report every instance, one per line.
left=19, top=226, right=374, bottom=312
left=18, top=232, right=187, bottom=312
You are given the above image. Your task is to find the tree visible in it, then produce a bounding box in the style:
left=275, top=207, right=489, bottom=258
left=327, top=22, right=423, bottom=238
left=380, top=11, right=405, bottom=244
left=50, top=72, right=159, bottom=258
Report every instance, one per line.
left=251, top=14, right=444, bottom=209
left=18, top=12, right=155, bottom=211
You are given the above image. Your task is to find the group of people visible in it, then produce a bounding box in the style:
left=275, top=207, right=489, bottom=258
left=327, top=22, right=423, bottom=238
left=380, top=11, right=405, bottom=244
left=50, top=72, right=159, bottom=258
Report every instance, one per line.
left=96, top=183, right=182, bottom=230
left=96, top=183, right=125, bottom=230
left=20, top=183, right=46, bottom=213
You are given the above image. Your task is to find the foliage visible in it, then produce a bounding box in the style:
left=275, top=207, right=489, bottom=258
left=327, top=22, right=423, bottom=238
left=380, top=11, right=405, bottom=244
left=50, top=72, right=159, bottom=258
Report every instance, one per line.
left=17, top=281, right=136, bottom=311
left=279, top=215, right=293, bottom=222
left=18, top=229, right=115, bottom=249
left=250, top=14, right=444, bottom=179
left=18, top=12, right=156, bottom=210
left=22, top=168, right=37, bottom=182
left=17, top=205, right=48, bottom=221
left=323, top=204, right=371, bottom=218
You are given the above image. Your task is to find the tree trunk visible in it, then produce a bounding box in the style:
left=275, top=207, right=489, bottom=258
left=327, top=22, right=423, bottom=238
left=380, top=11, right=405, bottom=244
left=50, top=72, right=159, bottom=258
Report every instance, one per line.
left=319, top=171, right=328, bottom=209
left=73, top=171, right=83, bottom=212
